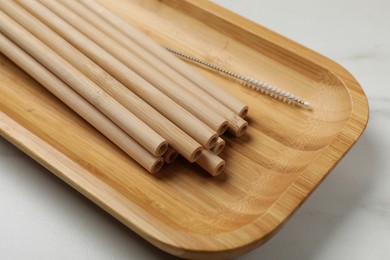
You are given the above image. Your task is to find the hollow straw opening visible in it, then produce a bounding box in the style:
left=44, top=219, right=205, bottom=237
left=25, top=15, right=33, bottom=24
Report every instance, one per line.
left=236, top=122, right=248, bottom=137
left=167, top=151, right=179, bottom=164
left=191, top=147, right=203, bottom=162
left=239, top=106, right=249, bottom=118
left=151, top=159, right=164, bottom=174
left=207, top=135, right=219, bottom=149
left=215, top=142, right=225, bottom=155
left=156, top=142, right=169, bottom=157
left=213, top=161, right=226, bottom=176
left=218, top=121, right=229, bottom=135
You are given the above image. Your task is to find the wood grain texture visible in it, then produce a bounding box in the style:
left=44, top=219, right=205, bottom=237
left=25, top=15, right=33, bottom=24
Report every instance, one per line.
left=79, top=0, right=249, bottom=119
left=12, top=0, right=204, bottom=162
left=0, top=7, right=169, bottom=158
left=0, top=0, right=369, bottom=259
left=0, top=33, right=164, bottom=174
left=41, top=0, right=229, bottom=136
left=64, top=0, right=245, bottom=136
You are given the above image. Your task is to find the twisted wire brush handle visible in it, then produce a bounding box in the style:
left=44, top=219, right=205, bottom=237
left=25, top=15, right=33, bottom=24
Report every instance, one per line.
left=165, top=47, right=311, bottom=108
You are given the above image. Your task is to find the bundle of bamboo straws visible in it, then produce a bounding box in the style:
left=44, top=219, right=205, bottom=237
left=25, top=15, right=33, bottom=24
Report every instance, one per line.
left=0, top=0, right=249, bottom=176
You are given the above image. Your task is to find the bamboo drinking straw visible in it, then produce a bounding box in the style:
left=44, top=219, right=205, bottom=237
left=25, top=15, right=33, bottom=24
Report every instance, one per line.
left=211, top=138, right=226, bottom=155
left=161, top=146, right=224, bottom=176
left=13, top=0, right=218, bottom=150
left=59, top=0, right=247, bottom=137
left=197, top=150, right=226, bottom=177
left=79, top=0, right=249, bottom=118
left=39, top=0, right=229, bottom=136
left=163, top=147, right=179, bottom=164
left=3, top=0, right=203, bottom=162
left=0, top=11, right=168, bottom=158
left=0, top=33, right=164, bottom=174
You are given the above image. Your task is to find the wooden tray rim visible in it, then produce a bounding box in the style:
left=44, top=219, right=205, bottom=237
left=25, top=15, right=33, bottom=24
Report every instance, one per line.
left=0, top=0, right=369, bottom=258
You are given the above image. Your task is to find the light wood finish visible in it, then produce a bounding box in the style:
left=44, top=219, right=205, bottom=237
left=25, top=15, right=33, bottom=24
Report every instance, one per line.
left=11, top=0, right=204, bottom=162
left=0, top=9, right=169, bottom=158
left=56, top=0, right=232, bottom=135
left=0, top=0, right=369, bottom=259
left=79, top=0, right=249, bottom=118
left=62, top=0, right=246, bottom=137
left=0, top=34, right=164, bottom=174
left=17, top=0, right=218, bottom=150
left=211, top=137, right=225, bottom=155
left=43, top=0, right=228, bottom=136
left=163, top=147, right=179, bottom=164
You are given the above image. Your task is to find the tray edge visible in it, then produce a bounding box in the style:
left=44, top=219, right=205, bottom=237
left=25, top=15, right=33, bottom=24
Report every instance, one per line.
left=0, top=0, right=369, bottom=259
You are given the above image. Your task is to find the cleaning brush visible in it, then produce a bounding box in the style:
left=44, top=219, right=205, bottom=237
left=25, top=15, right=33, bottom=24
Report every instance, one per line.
left=165, top=47, right=311, bottom=108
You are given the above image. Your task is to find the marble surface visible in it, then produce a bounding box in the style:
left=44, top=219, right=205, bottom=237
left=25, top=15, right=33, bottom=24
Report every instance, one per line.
left=0, top=0, right=389, bottom=259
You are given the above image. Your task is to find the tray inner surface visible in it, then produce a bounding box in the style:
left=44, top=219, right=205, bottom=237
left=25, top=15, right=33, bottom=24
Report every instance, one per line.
left=0, top=0, right=360, bottom=257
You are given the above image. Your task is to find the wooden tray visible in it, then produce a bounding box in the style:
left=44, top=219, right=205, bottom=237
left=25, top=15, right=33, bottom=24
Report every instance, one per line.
left=0, top=0, right=369, bottom=259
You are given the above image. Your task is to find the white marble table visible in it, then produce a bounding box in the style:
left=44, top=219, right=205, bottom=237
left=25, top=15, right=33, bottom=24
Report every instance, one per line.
left=1, top=0, right=389, bottom=259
